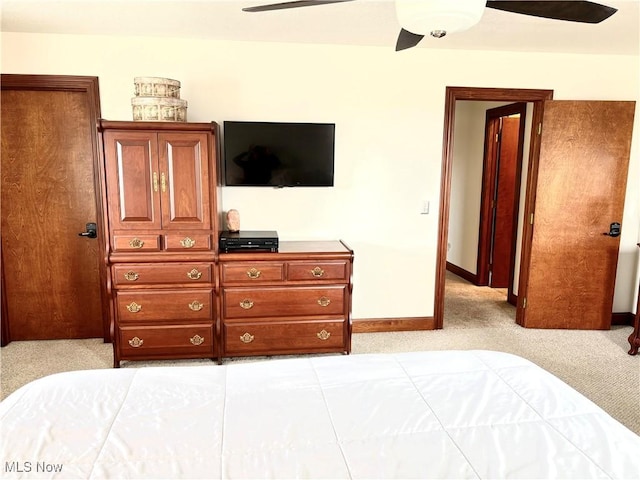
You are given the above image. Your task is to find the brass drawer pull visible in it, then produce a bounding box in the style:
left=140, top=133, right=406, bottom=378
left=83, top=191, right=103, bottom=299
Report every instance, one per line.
left=240, top=332, right=254, bottom=344
left=246, top=268, right=261, bottom=279
left=129, top=238, right=144, bottom=249
left=188, top=300, right=204, bottom=311
left=317, top=296, right=331, bottom=307
left=126, top=302, right=142, bottom=313
left=317, top=329, right=331, bottom=340
left=180, top=237, right=196, bottom=248
left=124, top=271, right=139, bottom=281
left=240, top=299, right=254, bottom=309
left=311, top=267, right=325, bottom=277
left=187, top=268, right=202, bottom=280
left=190, top=334, right=205, bottom=346
left=128, top=336, right=144, bottom=347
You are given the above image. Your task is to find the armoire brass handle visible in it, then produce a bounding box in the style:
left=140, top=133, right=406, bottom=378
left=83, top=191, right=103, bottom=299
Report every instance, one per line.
left=124, top=271, right=139, bottom=281
left=246, top=268, right=261, bottom=279
left=317, top=329, right=331, bottom=340
left=129, top=238, right=144, bottom=249
left=317, top=297, right=331, bottom=307
left=180, top=237, right=196, bottom=248
left=126, top=302, right=142, bottom=313
left=188, top=300, right=204, bottom=311
left=187, top=268, right=202, bottom=280
left=240, top=332, right=254, bottom=344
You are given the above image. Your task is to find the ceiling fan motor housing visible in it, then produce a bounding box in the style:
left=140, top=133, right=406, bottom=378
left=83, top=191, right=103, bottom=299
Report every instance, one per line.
left=395, top=0, right=487, bottom=36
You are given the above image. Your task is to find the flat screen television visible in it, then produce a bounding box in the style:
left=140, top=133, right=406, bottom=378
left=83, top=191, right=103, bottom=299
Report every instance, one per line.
left=223, top=121, right=335, bottom=187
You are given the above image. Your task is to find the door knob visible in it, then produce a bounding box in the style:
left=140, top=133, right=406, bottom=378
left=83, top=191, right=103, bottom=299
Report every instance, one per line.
left=78, top=222, right=97, bottom=238
left=603, top=222, right=621, bottom=238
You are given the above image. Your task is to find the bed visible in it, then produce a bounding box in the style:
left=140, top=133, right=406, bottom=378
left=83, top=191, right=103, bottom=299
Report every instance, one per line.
left=1, top=350, right=639, bottom=479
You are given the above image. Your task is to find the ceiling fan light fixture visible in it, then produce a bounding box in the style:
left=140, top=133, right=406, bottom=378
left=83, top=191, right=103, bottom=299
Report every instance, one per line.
left=396, top=0, right=486, bottom=37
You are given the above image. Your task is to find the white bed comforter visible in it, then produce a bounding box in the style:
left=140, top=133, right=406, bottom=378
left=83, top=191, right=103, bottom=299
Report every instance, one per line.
left=1, top=350, right=639, bottom=479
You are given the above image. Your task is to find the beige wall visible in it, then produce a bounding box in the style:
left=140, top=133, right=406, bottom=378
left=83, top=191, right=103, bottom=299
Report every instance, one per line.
left=2, top=32, right=639, bottom=317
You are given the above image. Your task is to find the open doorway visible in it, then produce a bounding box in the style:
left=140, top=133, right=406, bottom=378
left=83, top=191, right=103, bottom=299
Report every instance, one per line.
left=444, top=101, right=529, bottom=327
left=434, top=87, right=554, bottom=329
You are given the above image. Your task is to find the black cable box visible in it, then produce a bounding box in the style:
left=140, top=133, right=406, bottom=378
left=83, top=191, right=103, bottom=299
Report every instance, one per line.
left=219, top=230, right=278, bottom=253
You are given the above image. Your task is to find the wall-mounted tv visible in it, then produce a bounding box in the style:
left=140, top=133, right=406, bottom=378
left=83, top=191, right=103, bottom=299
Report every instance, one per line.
left=223, top=121, right=335, bottom=187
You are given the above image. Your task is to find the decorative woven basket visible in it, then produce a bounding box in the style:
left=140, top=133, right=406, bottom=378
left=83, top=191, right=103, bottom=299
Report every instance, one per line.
left=133, top=77, right=181, bottom=98
left=131, top=97, right=188, bottom=122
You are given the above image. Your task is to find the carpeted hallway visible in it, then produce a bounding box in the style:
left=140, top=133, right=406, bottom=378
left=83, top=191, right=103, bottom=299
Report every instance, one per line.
left=443, top=271, right=515, bottom=328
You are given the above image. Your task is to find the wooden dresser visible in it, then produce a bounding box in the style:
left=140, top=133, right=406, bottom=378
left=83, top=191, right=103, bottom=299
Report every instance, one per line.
left=218, top=241, right=353, bottom=360
left=99, top=120, right=219, bottom=367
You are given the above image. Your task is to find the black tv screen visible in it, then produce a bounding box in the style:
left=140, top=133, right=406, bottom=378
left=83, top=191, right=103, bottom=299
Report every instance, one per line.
left=223, top=121, right=335, bottom=187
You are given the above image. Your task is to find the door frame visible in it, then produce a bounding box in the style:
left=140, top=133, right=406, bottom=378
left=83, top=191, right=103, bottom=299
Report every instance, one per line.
left=477, top=102, right=527, bottom=303
left=435, top=87, right=554, bottom=329
left=0, top=74, right=110, bottom=343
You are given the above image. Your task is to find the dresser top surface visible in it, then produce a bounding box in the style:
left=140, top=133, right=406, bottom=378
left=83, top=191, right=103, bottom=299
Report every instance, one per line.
left=278, top=240, right=350, bottom=254
left=219, top=240, right=352, bottom=260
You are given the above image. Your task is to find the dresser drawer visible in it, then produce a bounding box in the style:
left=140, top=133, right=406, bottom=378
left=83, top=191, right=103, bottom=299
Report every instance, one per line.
left=117, top=289, right=213, bottom=322
left=112, top=234, right=161, bottom=252
left=223, top=286, right=345, bottom=319
left=119, top=324, right=214, bottom=357
left=287, top=261, right=349, bottom=282
left=224, top=320, right=345, bottom=355
left=113, top=263, right=213, bottom=286
left=163, top=234, right=212, bottom=251
left=220, top=262, right=285, bottom=284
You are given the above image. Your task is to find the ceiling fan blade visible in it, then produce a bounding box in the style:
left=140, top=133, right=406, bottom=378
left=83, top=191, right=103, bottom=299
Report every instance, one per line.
left=396, top=29, right=425, bottom=51
left=243, top=0, right=354, bottom=13
left=486, top=1, right=617, bottom=24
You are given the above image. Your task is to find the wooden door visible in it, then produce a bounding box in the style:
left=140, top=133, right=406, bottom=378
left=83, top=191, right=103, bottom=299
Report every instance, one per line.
left=520, top=101, right=635, bottom=329
left=491, top=116, right=520, bottom=288
left=477, top=102, right=526, bottom=296
left=159, top=133, right=211, bottom=230
left=1, top=76, right=106, bottom=341
left=103, top=131, right=161, bottom=231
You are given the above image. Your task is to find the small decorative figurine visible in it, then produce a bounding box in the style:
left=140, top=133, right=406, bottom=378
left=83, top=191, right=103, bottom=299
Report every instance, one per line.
left=226, top=209, right=240, bottom=232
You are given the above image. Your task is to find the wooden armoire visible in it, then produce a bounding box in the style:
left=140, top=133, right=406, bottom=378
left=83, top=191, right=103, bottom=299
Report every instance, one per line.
left=99, top=120, right=220, bottom=367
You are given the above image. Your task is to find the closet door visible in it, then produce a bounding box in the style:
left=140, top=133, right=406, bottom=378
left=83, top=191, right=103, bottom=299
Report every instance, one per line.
left=1, top=75, right=106, bottom=342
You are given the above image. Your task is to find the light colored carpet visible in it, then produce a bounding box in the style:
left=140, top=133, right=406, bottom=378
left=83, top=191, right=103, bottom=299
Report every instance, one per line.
left=2, top=272, right=639, bottom=436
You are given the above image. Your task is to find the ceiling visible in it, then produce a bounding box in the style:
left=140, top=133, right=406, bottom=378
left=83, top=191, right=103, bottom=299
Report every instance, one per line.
left=1, top=0, right=639, bottom=55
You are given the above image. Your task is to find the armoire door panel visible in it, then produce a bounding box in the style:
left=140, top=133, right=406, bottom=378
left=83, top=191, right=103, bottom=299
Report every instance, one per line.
left=104, top=131, right=160, bottom=229
left=159, top=133, right=210, bottom=229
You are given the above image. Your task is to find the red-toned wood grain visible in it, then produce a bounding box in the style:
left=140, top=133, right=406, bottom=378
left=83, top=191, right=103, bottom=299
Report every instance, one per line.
left=1, top=80, right=105, bottom=340
left=523, top=101, right=635, bottom=329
